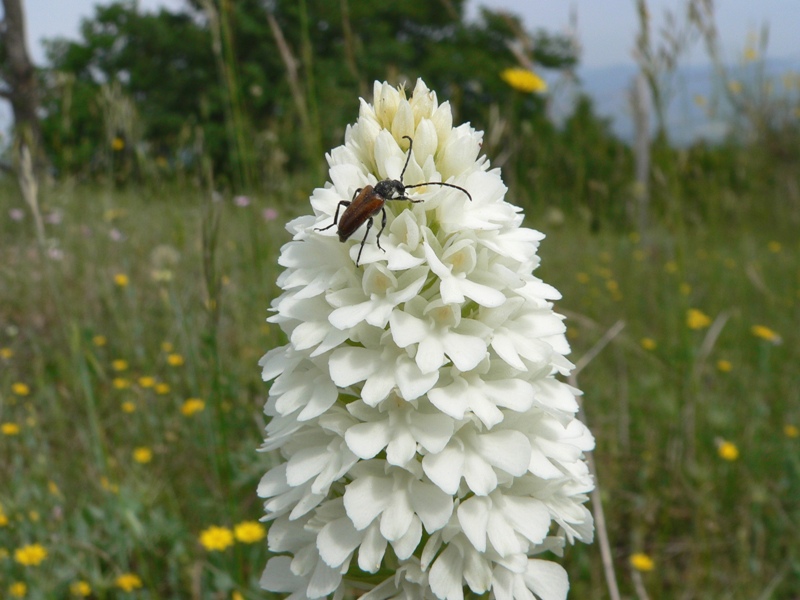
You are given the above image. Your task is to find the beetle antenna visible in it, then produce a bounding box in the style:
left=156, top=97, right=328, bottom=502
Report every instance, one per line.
left=399, top=135, right=414, bottom=183
left=404, top=181, right=473, bottom=202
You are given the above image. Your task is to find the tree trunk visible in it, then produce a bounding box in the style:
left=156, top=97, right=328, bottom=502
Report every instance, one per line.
left=1, top=0, right=45, bottom=166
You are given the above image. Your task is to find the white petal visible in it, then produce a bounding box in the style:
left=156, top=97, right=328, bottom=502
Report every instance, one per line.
left=380, top=489, right=414, bottom=541
left=258, top=463, right=288, bottom=498
left=389, top=310, right=427, bottom=347
left=409, top=412, right=454, bottom=454
left=428, top=378, right=469, bottom=420
left=474, top=430, right=531, bottom=477
left=395, top=356, right=439, bottom=400
left=329, top=347, right=377, bottom=386
left=422, top=443, right=464, bottom=495
left=358, top=522, right=388, bottom=573
left=386, top=428, right=418, bottom=466
left=429, top=544, right=465, bottom=600
left=457, top=496, right=490, bottom=551
left=307, top=558, right=344, bottom=599
left=415, top=336, right=446, bottom=374
left=463, top=547, right=493, bottom=594
left=463, top=451, right=498, bottom=495
left=286, top=445, right=329, bottom=486
left=345, top=421, right=391, bottom=459
left=458, top=277, right=507, bottom=307
left=442, top=331, right=487, bottom=372
left=361, top=370, right=396, bottom=405
left=486, top=509, right=521, bottom=557
left=317, top=517, right=361, bottom=568
left=502, top=497, right=550, bottom=545
left=329, top=302, right=372, bottom=330
left=409, top=480, right=453, bottom=532
left=343, top=476, right=392, bottom=530
left=523, top=560, right=569, bottom=600
left=390, top=515, right=422, bottom=559
left=260, top=556, right=302, bottom=592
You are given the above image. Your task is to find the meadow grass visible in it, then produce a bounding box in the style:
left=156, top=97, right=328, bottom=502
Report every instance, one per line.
left=1, top=173, right=798, bottom=598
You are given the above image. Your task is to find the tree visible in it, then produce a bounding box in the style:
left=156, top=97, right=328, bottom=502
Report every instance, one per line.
left=1, top=0, right=45, bottom=171
left=39, top=0, right=579, bottom=185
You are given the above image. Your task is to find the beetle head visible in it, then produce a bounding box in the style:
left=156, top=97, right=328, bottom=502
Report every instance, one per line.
left=373, top=178, right=406, bottom=200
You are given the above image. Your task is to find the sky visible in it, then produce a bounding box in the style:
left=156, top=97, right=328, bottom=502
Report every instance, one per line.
left=18, top=0, right=800, bottom=68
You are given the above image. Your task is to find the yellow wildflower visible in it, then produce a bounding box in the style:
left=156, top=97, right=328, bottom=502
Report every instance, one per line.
left=181, top=398, right=205, bottom=416
left=101, top=477, right=119, bottom=494
left=234, top=521, right=267, bottom=544
left=155, top=382, right=171, bottom=395
left=9, top=582, right=27, bottom=598
left=166, top=353, right=184, bottom=366
left=784, top=424, right=799, bottom=439
left=138, top=376, right=156, bottom=388
left=199, top=525, right=235, bottom=552
left=112, top=359, right=129, bottom=372
left=115, top=573, right=143, bottom=592
left=70, top=581, right=92, bottom=597
left=716, top=359, right=732, bottom=373
left=14, top=543, right=47, bottom=566
left=133, top=447, right=153, bottom=464
left=2, top=422, right=21, bottom=435
left=718, top=440, right=739, bottom=461
left=121, top=401, right=136, bottom=414
left=161, top=341, right=174, bottom=352
left=0, top=347, right=13, bottom=359
left=113, top=273, right=129, bottom=287
left=629, top=552, right=655, bottom=572
left=111, top=137, right=125, bottom=151
left=640, top=338, right=657, bottom=351
left=751, top=325, right=781, bottom=344
left=92, top=335, right=107, bottom=347
left=113, top=377, right=131, bottom=390
left=686, top=309, right=711, bottom=330
left=500, top=67, right=547, bottom=93
left=11, top=382, right=30, bottom=396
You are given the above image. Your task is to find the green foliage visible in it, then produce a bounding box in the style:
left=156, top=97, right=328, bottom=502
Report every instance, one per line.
left=38, top=0, right=578, bottom=187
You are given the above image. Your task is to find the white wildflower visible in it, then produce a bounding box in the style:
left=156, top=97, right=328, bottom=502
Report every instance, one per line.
left=260, top=78, right=594, bottom=600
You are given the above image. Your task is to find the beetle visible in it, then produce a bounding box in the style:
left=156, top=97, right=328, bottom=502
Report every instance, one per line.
left=316, top=135, right=472, bottom=266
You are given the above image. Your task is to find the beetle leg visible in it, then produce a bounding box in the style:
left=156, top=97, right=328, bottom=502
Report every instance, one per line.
left=393, top=194, right=423, bottom=204
left=316, top=200, right=351, bottom=231
left=355, top=216, right=374, bottom=267
left=375, top=206, right=388, bottom=252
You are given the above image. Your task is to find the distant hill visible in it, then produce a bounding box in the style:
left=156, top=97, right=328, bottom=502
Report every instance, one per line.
left=569, top=57, right=800, bottom=145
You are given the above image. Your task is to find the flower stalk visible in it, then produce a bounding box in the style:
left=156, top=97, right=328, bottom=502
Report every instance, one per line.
left=259, top=79, right=594, bottom=600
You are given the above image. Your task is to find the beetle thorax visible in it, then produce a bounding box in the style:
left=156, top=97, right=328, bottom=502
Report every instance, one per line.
left=373, top=179, right=406, bottom=200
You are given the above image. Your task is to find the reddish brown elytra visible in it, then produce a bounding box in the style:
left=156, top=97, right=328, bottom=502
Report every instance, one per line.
left=316, top=135, right=472, bottom=266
